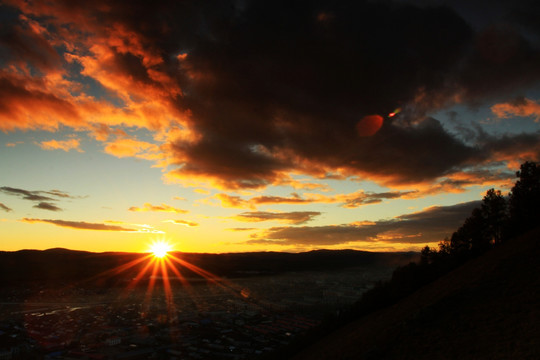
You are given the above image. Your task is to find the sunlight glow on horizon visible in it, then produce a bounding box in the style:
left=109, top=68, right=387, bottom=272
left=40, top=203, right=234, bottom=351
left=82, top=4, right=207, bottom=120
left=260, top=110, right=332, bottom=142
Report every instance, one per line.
left=148, top=239, right=173, bottom=258
left=89, top=243, right=249, bottom=322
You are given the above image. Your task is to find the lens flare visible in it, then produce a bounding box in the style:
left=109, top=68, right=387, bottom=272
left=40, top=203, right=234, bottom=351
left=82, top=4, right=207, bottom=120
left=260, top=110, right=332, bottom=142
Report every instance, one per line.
left=388, top=107, right=402, bottom=117
left=357, top=114, right=383, bottom=137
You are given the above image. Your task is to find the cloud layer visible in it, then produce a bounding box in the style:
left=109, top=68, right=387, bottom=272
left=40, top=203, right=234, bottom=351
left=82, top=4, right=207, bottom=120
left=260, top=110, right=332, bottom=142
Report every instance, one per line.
left=0, top=186, right=80, bottom=212
left=21, top=218, right=136, bottom=231
left=0, top=203, right=12, bottom=212
left=232, top=211, right=321, bottom=225
left=163, top=219, right=199, bottom=227
left=33, top=202, right=62, bottom=212
left=1, top=0, right=539, bottom=192
left=39, top=138, right=83, bottom=152
left=128, top=203, right=188, bottom=214
left=247, top=201, right=480, bottom=247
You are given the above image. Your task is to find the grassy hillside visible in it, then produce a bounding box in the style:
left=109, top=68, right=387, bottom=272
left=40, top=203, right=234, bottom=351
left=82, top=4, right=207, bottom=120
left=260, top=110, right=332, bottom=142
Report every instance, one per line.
left=293, top=227, right=540, bottom=359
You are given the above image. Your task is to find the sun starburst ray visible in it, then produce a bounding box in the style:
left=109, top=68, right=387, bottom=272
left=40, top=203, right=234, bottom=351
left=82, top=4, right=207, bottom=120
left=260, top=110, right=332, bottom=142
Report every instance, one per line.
left=164, top=257, right=203, bottom=310
left=168, top=254, right=220, bottom=282
left=125, top=257, right=156, bottom=292
left=164, top=257, right=190, bottom=288
left=167, top=254, right=246, bottom=300
left=144, top=259, right=161, bottom=306
left=160, top=260, right=175, bottom=314
left=74, top=254, right=153, bottom=289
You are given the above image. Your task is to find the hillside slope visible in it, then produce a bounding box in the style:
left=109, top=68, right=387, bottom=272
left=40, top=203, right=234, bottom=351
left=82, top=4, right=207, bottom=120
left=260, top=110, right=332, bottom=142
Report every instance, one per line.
left=294, top=228, right=540, bottom=359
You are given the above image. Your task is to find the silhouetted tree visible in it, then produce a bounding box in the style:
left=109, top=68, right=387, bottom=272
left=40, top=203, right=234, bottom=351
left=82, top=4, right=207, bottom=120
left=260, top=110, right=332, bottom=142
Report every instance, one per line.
left=419, top=239, right=452, bottom=266
left=450, top=208, right=487, bottom=256
left=420, top=246, right=431, bottom=265
left=481, top=188, right=508, bottom=244
left=449, top=188, right=508, bottom=257
left=508, top=161, right=540, bottom=235
left=437, top=238, right=452, bottom=256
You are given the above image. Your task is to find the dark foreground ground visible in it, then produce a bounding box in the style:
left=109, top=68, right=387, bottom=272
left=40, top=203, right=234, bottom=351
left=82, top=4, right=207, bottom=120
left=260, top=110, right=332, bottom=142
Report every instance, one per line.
left=0, top=262, right=398, bottom=359
left=294, top=228, right=540, bottom=359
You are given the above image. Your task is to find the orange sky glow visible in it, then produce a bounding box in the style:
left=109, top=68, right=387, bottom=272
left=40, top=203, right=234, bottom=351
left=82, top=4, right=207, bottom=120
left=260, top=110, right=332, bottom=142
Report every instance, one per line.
left=1, top=0, right=540, bottom=253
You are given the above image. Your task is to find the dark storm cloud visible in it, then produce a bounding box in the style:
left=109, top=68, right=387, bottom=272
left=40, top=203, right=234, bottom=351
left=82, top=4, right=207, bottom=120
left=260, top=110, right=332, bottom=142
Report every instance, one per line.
left=33, top=202, right=62, bottom=212
left=21, top=218, right=136, bottom=231
left=166, top=1, right=480, bottom=188
left=247, top=201, right=480, bottom=246
left=162, top=0, right=540, bottom=188
left=4, top=0, right=540, bottom=189
left=458, top=24, right=540, bottom=104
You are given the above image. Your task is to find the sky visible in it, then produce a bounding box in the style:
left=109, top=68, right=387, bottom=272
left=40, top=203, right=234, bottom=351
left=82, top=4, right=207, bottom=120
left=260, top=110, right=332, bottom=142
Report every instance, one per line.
left=1, top=0, right=540, bottom=254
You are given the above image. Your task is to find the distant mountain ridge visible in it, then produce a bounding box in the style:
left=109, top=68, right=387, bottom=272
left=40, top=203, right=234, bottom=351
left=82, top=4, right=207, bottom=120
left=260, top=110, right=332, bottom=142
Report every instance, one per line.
left=0, top=248, right=418, bottom=285
left=43, top=247, right=87, bottom=253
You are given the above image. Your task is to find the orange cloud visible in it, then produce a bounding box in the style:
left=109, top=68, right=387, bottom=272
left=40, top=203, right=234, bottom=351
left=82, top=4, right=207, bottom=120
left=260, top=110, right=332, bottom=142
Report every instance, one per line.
left=39, top=138, right=83, bottom=152
left=194, top=188, right=210, bottom=195
left=0, top=1, right=189, bottom=140
left=128, top=203, right=188, bottom=214
left=251, top=193, right=311, bottom=205
left=90, top=124, right=127, bottom=142
left=163, top=219, right=199, bottom=227
left=0, top=66, right=184, bottom=136
left=204, top=193, right=253, bottom=209
left=491, top=98, right=540, bottom=121
left=104, top=137, right=161, bottom=160
left=207, top=190, right=419, bottom=209
left=205, top=192, right=320, bottom=209
left=275, top=176, right=330, bottom=190
left=0, top=72, right=83, bottom=132
left=61, top=28, right=185, bottom=132
left=163, top=162, right=288, bottom=191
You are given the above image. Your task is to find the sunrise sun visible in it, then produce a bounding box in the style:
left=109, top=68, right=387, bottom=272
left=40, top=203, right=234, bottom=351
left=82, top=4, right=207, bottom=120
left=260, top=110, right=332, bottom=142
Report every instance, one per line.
left=149, top=240, right=172, bottom=258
